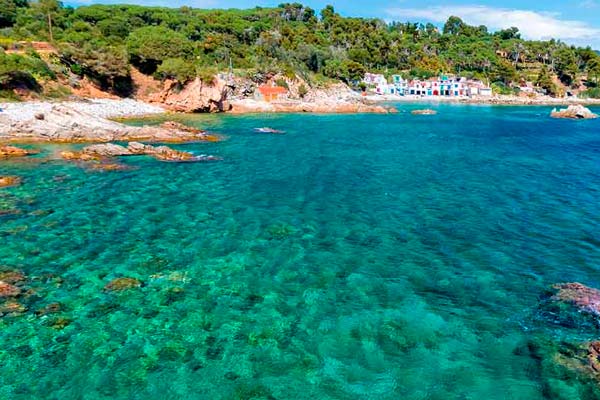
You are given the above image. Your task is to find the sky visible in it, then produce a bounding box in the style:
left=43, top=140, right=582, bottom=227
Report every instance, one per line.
left=65, top=1, right=600, bottom=49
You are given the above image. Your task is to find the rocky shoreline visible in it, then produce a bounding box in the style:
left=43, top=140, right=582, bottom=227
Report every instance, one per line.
left=0, top=99, right=221, bottom=143
left=1, top=95, right=596, bottom=144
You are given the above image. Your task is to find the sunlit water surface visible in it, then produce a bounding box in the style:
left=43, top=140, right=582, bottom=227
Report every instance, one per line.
left=1, top=104, right=600, bottom=399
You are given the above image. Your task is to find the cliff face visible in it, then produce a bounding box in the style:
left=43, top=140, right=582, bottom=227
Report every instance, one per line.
left=143, top=77, right=232, bottom=113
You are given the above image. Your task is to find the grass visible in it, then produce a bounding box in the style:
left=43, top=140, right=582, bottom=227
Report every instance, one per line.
left=0, top=89, right=21, bottom=102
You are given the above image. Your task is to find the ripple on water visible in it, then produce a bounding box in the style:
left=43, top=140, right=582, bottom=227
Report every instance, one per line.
left=0, top=105, right=600, bottom=399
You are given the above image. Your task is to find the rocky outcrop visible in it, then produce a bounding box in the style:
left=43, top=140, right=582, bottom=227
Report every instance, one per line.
left=148, top=77, right=232, bottom=113
left=0, top=101, right=217, bottom=143
left=411, top=109, right=438, bottom=115
left=83, top=143, right=133, bottom=157
left=60, top=151, right=101, bottom=162
left=68, top=142, right=221, bottom=164
left=0, top=145, right=36, bottom=157
left=0, top=176, right=21, bottom=188
left=136, top=143, right=221, bottom=162
left=551, top=105, right=598, bottom=119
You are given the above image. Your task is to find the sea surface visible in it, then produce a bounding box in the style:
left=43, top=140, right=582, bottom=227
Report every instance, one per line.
left=1, top=104, right=600, bottom=399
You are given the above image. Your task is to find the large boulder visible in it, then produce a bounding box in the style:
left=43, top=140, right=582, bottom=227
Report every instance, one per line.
left=150, top=77, right=232, bottom=113
left=551, top=105, right=598, bottom=119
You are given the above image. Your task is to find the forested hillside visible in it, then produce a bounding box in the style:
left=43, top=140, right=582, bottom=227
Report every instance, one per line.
left=1, top=1, right=599, bottom=99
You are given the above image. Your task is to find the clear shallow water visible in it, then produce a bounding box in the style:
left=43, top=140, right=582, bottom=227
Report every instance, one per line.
left=1, top=104, right=600, bottom=399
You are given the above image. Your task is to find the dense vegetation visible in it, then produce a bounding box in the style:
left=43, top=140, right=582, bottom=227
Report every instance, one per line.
left=1, top=1, right=599, bottom=98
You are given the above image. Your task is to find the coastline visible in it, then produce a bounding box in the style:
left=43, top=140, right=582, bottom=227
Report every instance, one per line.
left=0, top=99, right=209, bottom=144
left=0, top=95, right=597, bottom=144
left=364, top=94, right=600, bottom=106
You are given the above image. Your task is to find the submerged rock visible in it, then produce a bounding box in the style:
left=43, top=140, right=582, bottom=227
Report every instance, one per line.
left=551, top=282, right=600, bottom=317
left=45, top=316, right=72, bottom=330
left=553, top=340, right=600, bottom=385
left=551, top=105, right=598, bottom=119
left=0, top=176, right=21, bottom=188
left=89, top=162, right=132, bottom=172
left=0, top=281, right=21, bottom=298
left=0, top=270, right=26, bottom=285
left=411, top=109, right=438, bottom=115
left=35, top=302, right=62, bottom=316
left=159, top=121, right=204, bottom=134
left=0, top=301, right=26, bottom=316
left=104, top=277, right=142, bottom=292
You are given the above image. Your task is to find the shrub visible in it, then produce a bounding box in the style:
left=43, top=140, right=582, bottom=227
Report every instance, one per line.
left=197, top=66, right=217, bottom=85
left=275, top=77, right=289, bottom=89
left=127, top=26, right=193, bottom=73
left=59, top=43, right=131, bottom=95
left=298, top=83, right=308, bottom=98
left=579, top=88, right=600, bottom=99
left=156, top=58, right=196, bottom=83
left=491, top=81, right=518, bottom=96
left=0, top=89, right=20, bottom=101
left=0, top=52, right=54, bottom=90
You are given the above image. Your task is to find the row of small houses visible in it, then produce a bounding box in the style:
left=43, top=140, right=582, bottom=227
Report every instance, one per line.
left=364, top=73, right=493, bottom=97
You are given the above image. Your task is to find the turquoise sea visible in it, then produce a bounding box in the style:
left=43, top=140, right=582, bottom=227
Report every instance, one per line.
left=1, top=104, right=600, bottom=399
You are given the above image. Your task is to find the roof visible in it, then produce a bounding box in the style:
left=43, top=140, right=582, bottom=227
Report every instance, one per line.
left=258, top=86, right=288, bottom=95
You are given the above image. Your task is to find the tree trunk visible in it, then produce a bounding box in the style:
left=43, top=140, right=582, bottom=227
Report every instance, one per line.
left=47, top=13, right=53, bottom=42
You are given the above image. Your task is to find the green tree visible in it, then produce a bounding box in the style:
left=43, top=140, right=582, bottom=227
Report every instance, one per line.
left=586, top=56, right=600, bottom=86
left=60, top=43, right=131, bottom=94
left=127, top=26, right=193, bottom=73
left=0, top=0, right=28, bottom=28
left=554, top=47, right=578, bottom=86
left=443, top=16, right=465, bottom=35
left=496, top=27, right=520, bottom=40
left=156, top=57, right=196, bottom=83
left=34, top=0, right=61, bottom=42
left=535, top=65, right=558, bottom=96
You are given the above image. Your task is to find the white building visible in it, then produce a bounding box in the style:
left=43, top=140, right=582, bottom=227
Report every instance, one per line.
left=363, top=73, right=387, bottom=87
